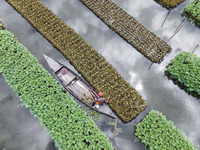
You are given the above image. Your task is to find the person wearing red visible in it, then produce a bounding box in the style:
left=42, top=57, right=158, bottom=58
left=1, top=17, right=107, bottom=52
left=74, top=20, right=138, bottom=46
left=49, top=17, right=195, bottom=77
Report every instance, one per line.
left=89, top=88, right=109, bottom=106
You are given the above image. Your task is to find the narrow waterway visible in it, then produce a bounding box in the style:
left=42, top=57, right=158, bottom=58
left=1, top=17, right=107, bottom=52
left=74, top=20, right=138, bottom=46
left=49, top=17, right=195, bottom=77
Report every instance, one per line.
left=0, top=0, right=200, bottom=149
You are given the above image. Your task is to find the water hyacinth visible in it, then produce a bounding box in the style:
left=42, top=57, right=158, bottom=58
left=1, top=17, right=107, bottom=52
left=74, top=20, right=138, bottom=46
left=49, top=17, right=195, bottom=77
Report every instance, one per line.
left=183, top=0, right=200, bottom=28
left=0, top=30, right=114, bottom=150
left=135, top=110, right=197, bottom=150
left=154, top=0, right=186, bottom=10
left=6, top=0, right=147, bottom=123
left=166, top=51, right=200, bottom=98
left=79, top=0, right=171, bottom=63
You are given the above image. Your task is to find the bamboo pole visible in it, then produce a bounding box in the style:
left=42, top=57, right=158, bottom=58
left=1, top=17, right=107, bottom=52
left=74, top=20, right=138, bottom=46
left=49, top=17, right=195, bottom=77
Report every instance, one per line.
left=161, top=10, right=171, bottom=28
left=131, top=105, right=146, bottom=109
left=184, top=44, right=199, bottom=63
left=150, top=113, right=160, bottom=123
left=174, top=19, right=185, bottom=33
left=148, top=62, right=154, bottom=71
left=191, top=44, right=199, bottom=54
left=167, top=26, right=183, bottom=42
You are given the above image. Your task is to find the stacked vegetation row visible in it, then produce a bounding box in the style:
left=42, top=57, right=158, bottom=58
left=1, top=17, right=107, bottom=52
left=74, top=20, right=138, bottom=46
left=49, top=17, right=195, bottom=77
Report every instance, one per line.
left=6, top=0, right=147, bottom=123
left=154, top=0, right=185, bottom=9
left=79, top=0, right=171, bottom=63
left=135, top=110, right=196, bottom=149
left=0, top=30, right=114, bottom=150
left=183, top=0, right=200, bottom=28
left=166, top=51, right=200, bottom=98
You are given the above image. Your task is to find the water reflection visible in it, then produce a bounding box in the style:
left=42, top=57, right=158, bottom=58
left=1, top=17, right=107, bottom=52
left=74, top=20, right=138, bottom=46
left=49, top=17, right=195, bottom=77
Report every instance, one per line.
left=0, top=0, right=200, bottom=149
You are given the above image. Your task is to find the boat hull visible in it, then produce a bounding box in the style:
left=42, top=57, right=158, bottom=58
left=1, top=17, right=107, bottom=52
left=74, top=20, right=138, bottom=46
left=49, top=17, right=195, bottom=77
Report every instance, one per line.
left=44, top=54, right=116, bottom=119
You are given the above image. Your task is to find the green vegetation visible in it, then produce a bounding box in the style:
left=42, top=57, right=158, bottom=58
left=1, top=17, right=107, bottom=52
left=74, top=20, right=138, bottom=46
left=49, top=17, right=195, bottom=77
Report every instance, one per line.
left=166, top=51, right=200, bottom=98
left=6, top=0, right=147, bottom=123
left=0, top=30, right=114, bottom=150
left=135, top=110, right=196, bottom=150
left=108, top=119, right=122, bottom=137
left=80, top=0, right=171, bottom=63
left=183, top=0, right=200, bottom=27
left=154, top=0, right=185, bottom=9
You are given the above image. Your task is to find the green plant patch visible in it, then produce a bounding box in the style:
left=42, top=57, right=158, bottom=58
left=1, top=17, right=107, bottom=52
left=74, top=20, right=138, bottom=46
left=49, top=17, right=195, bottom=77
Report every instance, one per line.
left=0, top=30, right=114, bottom=150
left=183, top=0, right=200, bottom=28
left=6, top=0, right=147, bottom=123
left=154, top=0, right=185, bottom=9
left=166, top=51, right=200, bottom=98
left=135, top=110, right=197, bottom=150
left=79, top=0, right=171, bottom=63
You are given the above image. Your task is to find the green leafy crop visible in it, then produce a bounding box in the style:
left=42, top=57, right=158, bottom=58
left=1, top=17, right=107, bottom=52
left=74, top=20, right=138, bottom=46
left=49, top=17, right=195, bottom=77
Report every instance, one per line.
left=135, top=110, right=197, bottom=150
left=154, top=0, right=185, bottom=10
left=167, top=51, right=200, bottom=98
left=183, top=0, right=200, bottom=28
left=80, top=0, right=171, bottom=63
left=6, top=0, right=147, bottom=123
left=0, top=30, right=114, bottom=150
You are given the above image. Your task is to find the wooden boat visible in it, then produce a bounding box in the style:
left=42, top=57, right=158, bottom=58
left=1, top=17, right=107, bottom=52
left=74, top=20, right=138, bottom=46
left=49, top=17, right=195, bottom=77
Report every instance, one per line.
left=43, top=54, right=116, bottom=119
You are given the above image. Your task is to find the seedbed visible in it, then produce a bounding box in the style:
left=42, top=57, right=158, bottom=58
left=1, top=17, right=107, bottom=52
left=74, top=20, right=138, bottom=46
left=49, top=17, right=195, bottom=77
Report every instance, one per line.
left=79, top=0, right=171, bottom=63
left=165, top=51, right=200, bottom=99
left=154, top=0, right=186, bottom=9
left=134, top=110, right=197, bottom=149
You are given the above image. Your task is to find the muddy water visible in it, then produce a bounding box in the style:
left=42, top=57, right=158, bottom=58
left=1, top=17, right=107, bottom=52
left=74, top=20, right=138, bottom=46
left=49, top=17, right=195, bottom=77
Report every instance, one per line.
left=0, top=0, right=200, bottom=149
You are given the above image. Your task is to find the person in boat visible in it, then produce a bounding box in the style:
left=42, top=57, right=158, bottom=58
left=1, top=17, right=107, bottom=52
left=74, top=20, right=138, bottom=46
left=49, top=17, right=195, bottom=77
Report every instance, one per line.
left=89, top=88, right=109, bottom=107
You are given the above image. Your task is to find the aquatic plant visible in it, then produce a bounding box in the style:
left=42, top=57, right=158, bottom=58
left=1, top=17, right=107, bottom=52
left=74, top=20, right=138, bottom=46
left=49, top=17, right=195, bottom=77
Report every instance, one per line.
left=108, top=119, right=122, bottom=137
left=166, top=51, right=200, bottom=98
left=79, top=0, right=171, bottom=63
left=0, top=30, right=114, bottom=150
left=154, top=0, right=185, bottom=9
left=6, top=0, right=147, bottom=123
left=183, top=0, right=200, bottom=28
left=135, top=110, right=197, bottom=149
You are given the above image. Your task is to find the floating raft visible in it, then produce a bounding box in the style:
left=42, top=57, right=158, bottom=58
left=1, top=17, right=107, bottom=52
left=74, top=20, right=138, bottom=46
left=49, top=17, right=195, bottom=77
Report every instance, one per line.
left=79, top=0, right=171, bottom=63
left=154, top=0, right=186, bottom=10
left=183, top=0, right=200, bottom=28
left=135, top=110, right=197, bottom=149
left=166, top=51, right=200, bottom=99
left=6, top=0, right=147, bottom=123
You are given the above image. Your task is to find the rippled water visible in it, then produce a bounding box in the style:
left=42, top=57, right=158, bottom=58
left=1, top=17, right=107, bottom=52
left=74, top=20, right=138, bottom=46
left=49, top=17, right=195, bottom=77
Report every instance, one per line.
left=0, top=0, right=200, bottom=149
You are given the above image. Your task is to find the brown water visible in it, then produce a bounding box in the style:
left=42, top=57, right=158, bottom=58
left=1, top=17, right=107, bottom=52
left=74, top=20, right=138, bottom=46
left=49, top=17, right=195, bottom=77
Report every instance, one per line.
left=0, top=0, right=200, bottom=149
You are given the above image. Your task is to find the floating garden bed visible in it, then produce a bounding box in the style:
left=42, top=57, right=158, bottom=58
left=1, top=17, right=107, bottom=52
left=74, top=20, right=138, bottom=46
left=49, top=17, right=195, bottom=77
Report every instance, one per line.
left=183, top=0, right=200, bottom=28
left=79, top=0, right=171, bottom=63
left=134, top=110, right=197, bottom=149
left=154, top=0, right=186, bottom=10
left=0, top=30, right=114, bottom=150
left=6, top=0, right=147, bottom=123
left=165, top=51, right=200, bottom=99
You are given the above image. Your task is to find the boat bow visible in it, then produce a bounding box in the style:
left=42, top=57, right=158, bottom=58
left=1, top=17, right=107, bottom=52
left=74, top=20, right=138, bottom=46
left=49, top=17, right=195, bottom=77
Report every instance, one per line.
left=43, top=54, right=62, bottom=72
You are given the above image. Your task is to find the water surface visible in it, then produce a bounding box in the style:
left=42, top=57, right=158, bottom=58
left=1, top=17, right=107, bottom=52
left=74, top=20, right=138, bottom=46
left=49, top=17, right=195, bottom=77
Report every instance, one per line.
left=0, top=0, right=200, bottom=149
